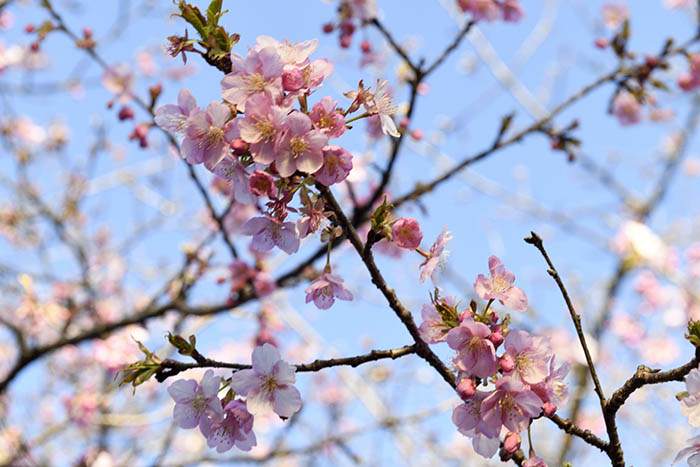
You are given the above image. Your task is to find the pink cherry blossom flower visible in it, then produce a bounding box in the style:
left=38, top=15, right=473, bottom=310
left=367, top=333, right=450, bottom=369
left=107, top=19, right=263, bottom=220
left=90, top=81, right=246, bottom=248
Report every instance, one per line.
left=365, top=80, right=400, bottom=137
left=167, top=369, right=223, bottom=429
left=253, top=271, right=276, bottom=298
left=101, top=63, right=133, bottom=103
left=199, top=400, right=256, bottom=452
left=474, top=256, right=528, bottom=312
left=481, top=376, right=543, bottom=433
left=418, top=299, right=457, bottom=344
left=305, top=272, right=354, bottom=309
left=673, top=435, right=700, bottom=465
left=680, top=366, right=700, bottom=426
left=237, top=94, right=288, bottom=165
left=310, top=97, right=346, bottom=138
left=154, top=88, right=198, bottom=134
left=503, top=330, right=553, bottom=384
left=275, top=112, right=328, bottom=177
left=612, top=92, right=641, bottom=126
left=229, top=343, right=302, bottom=418
left=457, top=0, right=501, bottom=22
left=392, top=217, right=422, bottom=249
left=297, top=190, right=330, bottom=238
left=181, top=102, right=237, bottom=169
left=419, top=227, right=453, bottom=285
left=452, top=390, right=500, bottom=458
left=314, top=146, right=353, bottom=186
left=229, top=260, right=255, bottom=292
left=532, top=358, right=570, bottom=409
left=241, top=216, right=300, bottom=255
left=221, top=47, right=284, bottom=112
left=281, top=59, right=333, bottom=95
left=601, top=3, right=629, bottom=29
left=249, top=170, right=278, bottom=198
left=446, top=318, right=498, bottom=378
left=503, top=432, right=521, bottom=453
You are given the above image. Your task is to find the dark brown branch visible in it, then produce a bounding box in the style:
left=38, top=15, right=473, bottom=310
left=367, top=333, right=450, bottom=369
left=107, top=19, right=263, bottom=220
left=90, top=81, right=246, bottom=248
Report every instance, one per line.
left=423, top=21, right=474, bottom=77
left=155, top=345, right=417, bottom=382
left=369, top=18, right=420, bottom=75
left=545, top=414, right=608, bottom=452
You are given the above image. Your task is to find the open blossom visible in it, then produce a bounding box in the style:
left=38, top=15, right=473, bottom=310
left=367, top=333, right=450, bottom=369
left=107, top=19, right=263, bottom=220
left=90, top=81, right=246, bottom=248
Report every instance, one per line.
left=392, top=217, right=422, bottom=249
left=275, top=112, right=328, bottom=177
left=199, top=400, right=256, bottom=452
left=154, top=88, right=198, bottom=134
left=281, top=59, right=333, bottom=94
left=680, top=366, right=700, bottom=426
left=612, top=92, right=641, bottom=126
left=305, top=272, right=354, bottom=309
left=523, top=457, right=548, bottom=467
left=181, top=102, right=237, bottom=169
left=365, top=80, right=400, bottom=137
left=167, top=370, right=223, bottom=430
left=531, top=359, right=570, bottom=410
left=446, top=318, right=498, bottom=378
left=237, top=94, right=288, bottom=164
left=419, top=227, right=452, bottom=285
left=230, top=343, right=302, bottom=418
left=313, top=146, right=353, bottom=186
left=310, top=97, right=346, bottom=138
left=242, top=216, right=300, bottom=255
left=481, top=376, right=543, bottom=433
left=612, top=220, right=669, bottom=271
left=297, top=191, right=330, bottom=238
left=474, top=256, right=528, bottom=312
left=211, top=156, right=254, bottom=205
left=221, top=47, right=284, bottom=112
left=602, top=3, right=629, bottom=29
left=502, top=330, right=553, bottom=384
left=418, top=298, right=457, bottom=344
left=501, top=0, right=524, bottom=22
left=673, top=435, right=700, bottom=465
left=452, top=390, right=500, bottom=458
left=255, top=36, right=317, bottom=66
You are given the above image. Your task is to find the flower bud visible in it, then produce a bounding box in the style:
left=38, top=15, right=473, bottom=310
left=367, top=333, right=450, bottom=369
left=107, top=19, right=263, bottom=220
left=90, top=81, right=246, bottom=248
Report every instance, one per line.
left=360, top=40, right=371, bottom=53
left=489, top=329, right=504, bottom=347
left=594, top=37, right=609, bottom=49
left=340, top=35, right=352, bottom=49
left=410, top=128, right=424, bottom=141
left=456, top=377, right=476, bottom=400
left=231, top=138, right=249, bottom=154
left=282, top=68, right=304, bottom=92
left=322, top=22, right=335, bottom=34
left=543, top=401, right=557, bottom=416
left=503, top=432, right=521, bottom=453
left=118, top=106, right=134, bottom=121
left=500, top=353, right=515, bottom=373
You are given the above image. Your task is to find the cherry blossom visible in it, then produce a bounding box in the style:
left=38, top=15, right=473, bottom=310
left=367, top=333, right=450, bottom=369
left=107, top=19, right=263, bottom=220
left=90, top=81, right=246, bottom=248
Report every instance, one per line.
left=241, top=216, right=300, bottom=255
left=446, top=317, right=498, bottom=378
left=199, top=400, right=256, bottom=452
left=221, top=47, right=285, bottom=112
left=181, top=102, right=237, bottom=169
left=681, top=366, right=700, bottom=426
left=673, top=435, right=700, bottom=465
left=154, top=88, right=198, bottom=134
left=229, top=343, right=302, bottom=418
left=474, top=256, right=528, bottom=312
left=310, top=97, right=346, bottom=138
left=502, top=330, right=553, bottom=384
left=452, top=390, right=500, bottom=458
left=167, top=370, right=223, bottom=429
left=305, top=272, right=354, bottom=309
left=480, top=376, right=543, bottom=433
left=237, top=94, right=288, bottom=165
left=419, top=227, right=452, bottom=285
left=602, top=3, right=629, bottom=29
left=611, top=92, right=641, bottom=126
left=275, top=112, right=328, bottom=177
left=313, top=146, right=354, bottom=186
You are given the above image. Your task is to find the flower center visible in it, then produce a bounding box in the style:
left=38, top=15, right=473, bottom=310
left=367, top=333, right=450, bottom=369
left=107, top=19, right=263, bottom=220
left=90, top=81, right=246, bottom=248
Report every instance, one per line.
left=490, top=274, right=510, bottom=294
left=204, top=126, right=224, bottom=148
left=253, top=116, right=275, bottom=143
left=247, top=73, right=267, bottom=93
left=290, top=136, right=309, bottom=159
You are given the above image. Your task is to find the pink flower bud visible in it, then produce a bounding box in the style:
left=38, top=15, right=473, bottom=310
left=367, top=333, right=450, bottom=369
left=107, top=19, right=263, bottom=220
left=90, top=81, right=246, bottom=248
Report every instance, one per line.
left=457, top=377, right=476, bottom=399
left=543, top=401, right=557, bottom=416
left=322, top=23, right=335, bottom=34
left=83, top=27, right=93, bottom=38
left=118, top=106, right=134, bottom=121
left=489, top=330, right=504, bottom=347
left=24, top=24, right=35, bottom=33
left=503, top=432, right=521, bottom=453
left=399, top=117, right=410, bottom=128
left=459, top=309, right=473, bottom=322
left=410, top=128, right=424, bottom=141
left=594, top=37, right=609, bottom=49
left=391, top=217, right=423, bottom=249
left=500, top=353, right=515, bottom=373
left=249, top=170, right=278, bottom=198
left=231, top=138, right=249, bottom=154
left=360, top=40, right=371, bottom=53
left=282, top=68, right=304, bottom=92
left=340, top=35, right=352, bottom=49
left=679, top=73, right=698, bottom=91
left=340, top=20, right=355, bottom=36
left=417, top=83, right=430, bottom=95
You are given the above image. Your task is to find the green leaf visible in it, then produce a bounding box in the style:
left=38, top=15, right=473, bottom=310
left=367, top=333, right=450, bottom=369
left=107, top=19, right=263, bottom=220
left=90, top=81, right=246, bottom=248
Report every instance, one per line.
left=176, top=1, right=207, bottom=40
left=207, top=0, right=223, bottom=28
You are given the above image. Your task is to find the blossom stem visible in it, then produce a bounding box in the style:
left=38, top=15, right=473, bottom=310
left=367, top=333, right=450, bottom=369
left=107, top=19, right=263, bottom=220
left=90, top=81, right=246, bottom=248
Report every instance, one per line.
left=344, top=112, right=370, bottom=124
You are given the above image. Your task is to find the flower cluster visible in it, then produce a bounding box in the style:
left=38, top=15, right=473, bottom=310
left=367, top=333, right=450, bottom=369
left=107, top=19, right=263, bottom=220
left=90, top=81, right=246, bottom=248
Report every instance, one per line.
left=168, top=344, right=301, bottom=453
left=154, top=35, right=403, bottom=310
left=418, top=256, right=568, bottom=460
